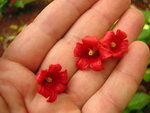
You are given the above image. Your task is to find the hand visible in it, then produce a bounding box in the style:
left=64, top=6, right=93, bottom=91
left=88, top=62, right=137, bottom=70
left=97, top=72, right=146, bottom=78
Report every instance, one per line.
left=0, top=0, right=149, bottom=113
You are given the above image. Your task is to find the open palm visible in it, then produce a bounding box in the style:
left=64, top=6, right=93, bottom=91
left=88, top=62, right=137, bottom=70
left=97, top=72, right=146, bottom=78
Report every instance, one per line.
left=0, top=0, right=149, bottom=113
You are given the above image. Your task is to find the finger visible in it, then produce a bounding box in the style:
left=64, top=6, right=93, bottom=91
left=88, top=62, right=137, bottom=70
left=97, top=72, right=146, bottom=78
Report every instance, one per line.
left=0, top=58, right=37, bottom=106
left=113, top=8, right=145, bottom=42
left=3, top=0, right=98, bottom=71
left=30, top=94, right=80, bottom=113
left=82, top=41, right=150, bottom=113
left=40, top=0, right=131, bottom=76
left=0, top=85, right=28, bottom=113
left=67, top=8, right=145, bottom=108
left=0, top=96, right=9, bottom=113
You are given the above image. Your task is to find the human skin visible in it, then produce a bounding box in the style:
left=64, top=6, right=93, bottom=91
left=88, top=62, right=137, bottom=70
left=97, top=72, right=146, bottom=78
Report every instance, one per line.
left=0, top=0, right=150, bottom=113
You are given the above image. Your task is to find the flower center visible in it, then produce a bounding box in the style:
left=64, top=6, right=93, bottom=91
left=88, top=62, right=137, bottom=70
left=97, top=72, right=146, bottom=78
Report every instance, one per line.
left=88, top=49, right=95, bottom=56
left=46, top=77, right=53, bottom=83
left=111, top=42, right=117, bottom=48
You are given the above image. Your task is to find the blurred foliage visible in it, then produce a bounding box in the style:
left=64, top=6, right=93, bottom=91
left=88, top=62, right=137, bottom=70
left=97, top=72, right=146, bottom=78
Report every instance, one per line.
left=131, top=0, right=150, bottom=10
left=0, top=0, right=8, bottom=9
left=144, top=68, right=150, bottom=82
left=124, top=92, right=150, bottom=113
left=13, top=0, right=37, bottom=8
left=138, top=10, right=150, bottom=45
left=144, top=60, right=150, bottom=82
left=0, top=0, right=36, bottom=18
left=128, top=93, right=150, bottom=110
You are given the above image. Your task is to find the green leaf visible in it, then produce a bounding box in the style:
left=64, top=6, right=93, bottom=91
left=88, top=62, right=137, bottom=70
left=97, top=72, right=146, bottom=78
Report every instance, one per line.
left=143, top=68, right=150, bottom=82
left=24, top=0, right=36, bottom=4
left=7, top=35, right=16, bottom=41
left=18, top=24, right=27, bottom=32
left=13, top=0, right=36, bottom=8
left=9, top=24, right=18, bottom=30
left=0, top=9, right=2, bottom=18
left=0, top=36, right=4, bottom=41
left=148, top=60, right=150, bottom=65
left=142, top=10, right=150, bottom=24
left=13, top=0, right=24, bottom=8
left=138, top=29, right=150, bottom=44
left=123, top=108, right=131, bottom=113
left=128, top=92, right=150, bottom=110
left=139, top=11, right=150, bottom=44
left=137, top=110, right=144, bottom=113
left=0, top=0, right=8, bottom=8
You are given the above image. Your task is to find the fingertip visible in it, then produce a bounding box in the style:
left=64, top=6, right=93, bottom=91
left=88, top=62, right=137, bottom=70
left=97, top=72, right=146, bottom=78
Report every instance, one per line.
left=129, top=8, right=145, bottom=24
left=114, top=8, right=145, bottom=43
left=129, top=41, right=150, bottom=59
left=115, top=41, right=150, bottom=83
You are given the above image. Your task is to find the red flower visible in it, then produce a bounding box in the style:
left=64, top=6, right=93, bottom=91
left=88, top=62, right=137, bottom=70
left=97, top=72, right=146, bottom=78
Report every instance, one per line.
left=36, top=64, right=68, bottom=102
left=101, top=29, right=128, bottom=58
left=74, top=36, right=112, bottom=71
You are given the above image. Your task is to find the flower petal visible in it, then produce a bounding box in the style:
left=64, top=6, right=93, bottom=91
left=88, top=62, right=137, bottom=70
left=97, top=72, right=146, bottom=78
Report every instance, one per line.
left=48, top=64, right=62, bottom=72
left=99, top=46, right=112, bottom=60
left=38, top=86, right=51, bottom=98
left=116, top=29, right=127, bottom=40
left=59, top=70, right=68, bottom=84
left=113, top=51, right=124, bottom=58
left=120, top=40, right=128, bottom=52
left=100, top=31, right=115, bottom=44
left=38, top=86, right=57, bottom=103
left=76, top=58, right=89, bottom=70
left=82, top=36, right=99, bottom=46
left=74, top=43, right=84, bottom=57
left=36, top=70, right=47, bottom=84
left=90, top=59, right=104, bottom=71
left=53, top=83, right=67, bottom=94
left=47, top=91, right=57, bottom=103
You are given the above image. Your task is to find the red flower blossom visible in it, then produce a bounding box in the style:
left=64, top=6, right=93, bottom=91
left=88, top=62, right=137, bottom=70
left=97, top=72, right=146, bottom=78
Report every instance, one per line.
left=74, top=36, right=112, bottom=71
left=101, top=29, right=128, bottom=58
left=36, top=64, right=68, bottom=102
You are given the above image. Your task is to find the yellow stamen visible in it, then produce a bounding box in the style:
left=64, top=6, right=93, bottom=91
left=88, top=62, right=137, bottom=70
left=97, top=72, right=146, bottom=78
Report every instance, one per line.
left=88, top=49, right=95, bottom=56
left=46, top=77, right=53, bottom=83
left=111, top=42, right=117, bottom=48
